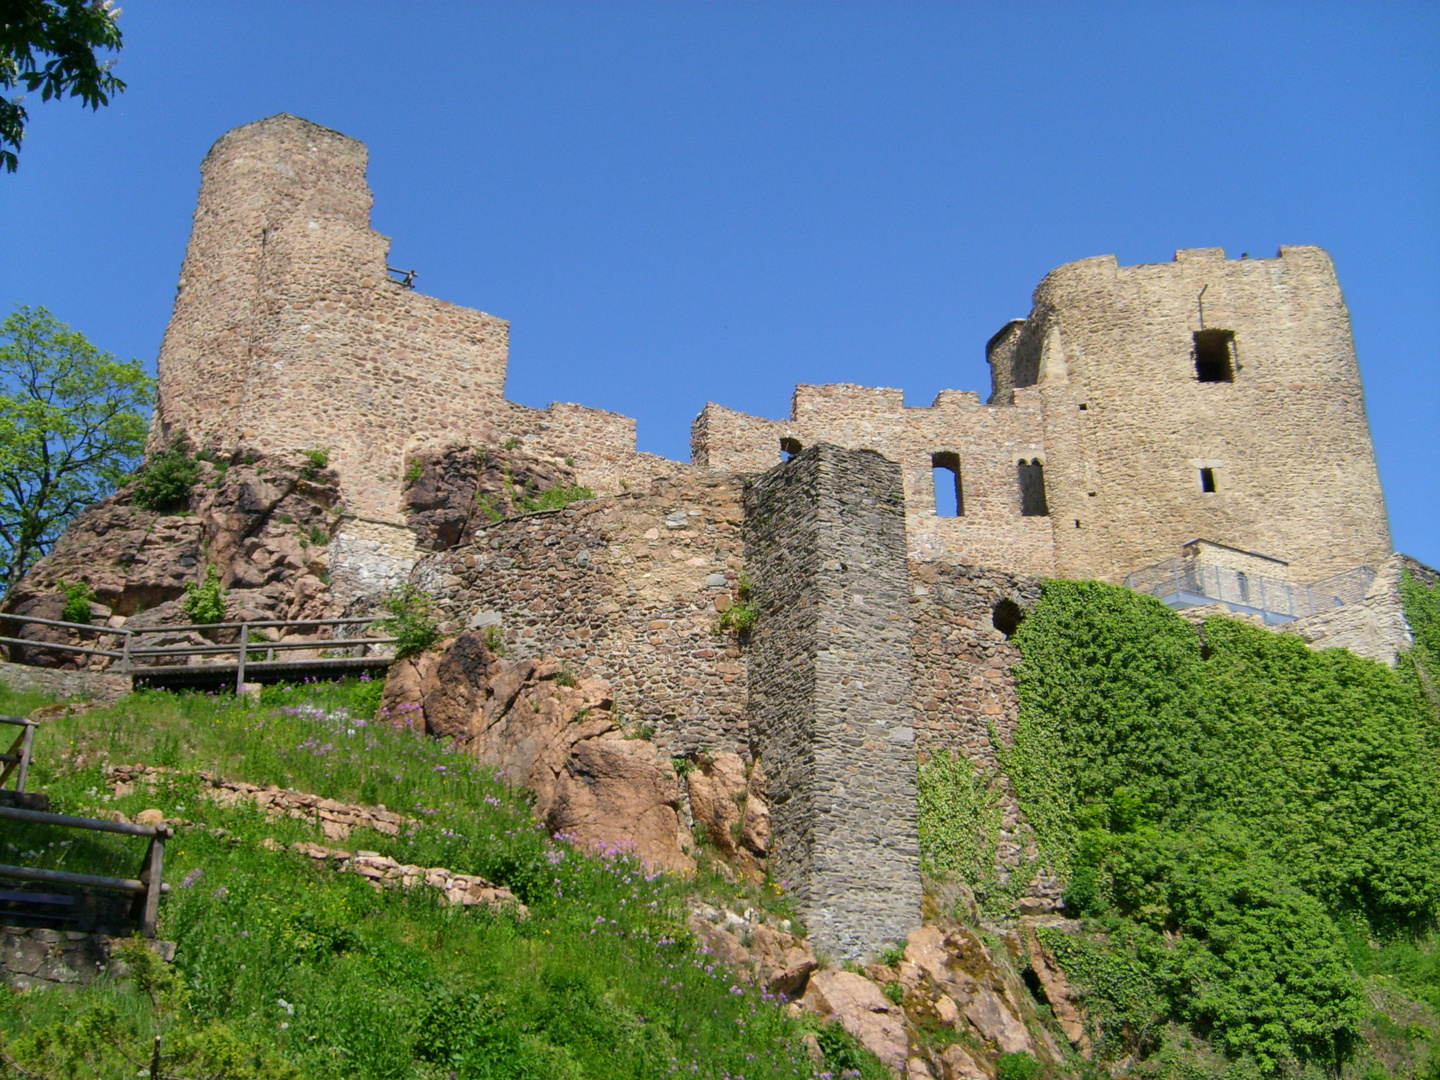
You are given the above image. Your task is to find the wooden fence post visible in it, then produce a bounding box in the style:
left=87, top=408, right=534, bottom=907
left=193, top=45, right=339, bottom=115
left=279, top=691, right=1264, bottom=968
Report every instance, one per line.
left=236, top=622, right=248, bottom=696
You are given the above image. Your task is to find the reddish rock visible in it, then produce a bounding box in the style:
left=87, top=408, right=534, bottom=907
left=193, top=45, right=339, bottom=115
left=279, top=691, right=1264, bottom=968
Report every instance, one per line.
left=804, top=969, right=909, bottom=1075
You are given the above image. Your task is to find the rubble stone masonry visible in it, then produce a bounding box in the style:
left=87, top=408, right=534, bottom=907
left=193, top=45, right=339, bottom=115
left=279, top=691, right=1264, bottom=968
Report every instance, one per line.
left=743, top=444, right=921, bottom=960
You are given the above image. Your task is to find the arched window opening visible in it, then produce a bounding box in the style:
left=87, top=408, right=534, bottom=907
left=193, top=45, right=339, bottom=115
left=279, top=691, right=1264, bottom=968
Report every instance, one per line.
left=1018, top=459, right=1049, bottom=517
left=992, top=599, right=1024, bottom=639
left=1194, top=330, right=1236, bottom=382
left=780, top=437, right=803, bottom=463
left=931, top=452, right=963, bottom=517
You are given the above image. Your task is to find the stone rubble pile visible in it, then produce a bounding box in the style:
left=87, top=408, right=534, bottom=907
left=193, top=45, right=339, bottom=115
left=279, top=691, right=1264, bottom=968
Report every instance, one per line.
left=262, top=839, right=526, bottom=915
left=106, top=764, right=411, bottom=841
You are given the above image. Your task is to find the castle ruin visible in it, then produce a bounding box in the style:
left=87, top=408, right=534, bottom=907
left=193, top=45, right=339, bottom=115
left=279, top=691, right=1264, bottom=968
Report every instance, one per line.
left=127, top=114, right=1398, bottom=957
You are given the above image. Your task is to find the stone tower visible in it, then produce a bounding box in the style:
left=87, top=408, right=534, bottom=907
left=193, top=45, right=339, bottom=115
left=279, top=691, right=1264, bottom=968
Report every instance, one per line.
left=151, top=114, right=511, bottom=522
left=991, top=246, right=1391, bottom=583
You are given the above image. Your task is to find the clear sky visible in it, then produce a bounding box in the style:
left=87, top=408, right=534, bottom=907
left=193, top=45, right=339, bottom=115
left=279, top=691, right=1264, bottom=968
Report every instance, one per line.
left=2, top=2, right=1436, bottom=568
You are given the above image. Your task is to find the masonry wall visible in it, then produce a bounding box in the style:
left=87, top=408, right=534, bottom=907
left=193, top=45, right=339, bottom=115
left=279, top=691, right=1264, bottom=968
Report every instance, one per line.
left=410, top=474, right=748, bottom=754
left=695, top=385, right=1056, bottom=575
left=907, top=563, right=1057, bottom=895
left=743, top=444, right=921, bottom=959
left=152, top=114, right=686, bottom=536
left=1014, top=247, right=1391, bottom=584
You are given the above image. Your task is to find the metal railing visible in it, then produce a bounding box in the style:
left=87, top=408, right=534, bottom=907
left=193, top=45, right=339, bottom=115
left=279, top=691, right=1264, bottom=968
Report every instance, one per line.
left=0, top=613, right=398, bottom=694
left=1124, top=560, right=1376, bottom=622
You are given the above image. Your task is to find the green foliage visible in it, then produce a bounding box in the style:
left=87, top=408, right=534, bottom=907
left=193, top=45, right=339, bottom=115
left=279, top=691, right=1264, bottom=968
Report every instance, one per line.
left=181, top=565, right=226, bottom=625
left=0, top=679, right=844, bottom=1079
left=1006, top=579, right=1440, bottom=1073
left=56, top=576, right=93, bottom=623
left=811, top=1021, right=891, bottom=1078
left=1399, top=569, right=1440, bottom=725
left=0, top=0, right=126, bottom=173
left=377, top=582, right=440, bottom=658
left=132, top=437, right=202, bottom=512
left=719, top=572, right=759, bottom=636
left=301, top=447, right=329, bottom=470
left=516, top=483, right=594, bottom=514
left=882, top=980, right=905, bottom=1005
left=917, top=749, right=1003, bottom=885
left=402, top=458, right=423, bottom=484
left=475, top=491, right=504, bottom=522
left=482, top=623, right=506, bottom=654
left=0, top=305, right=154, bottom=590
left=996, top=1051, right=1043, bottom=1080
left=502, top=437, right=520, bottom=450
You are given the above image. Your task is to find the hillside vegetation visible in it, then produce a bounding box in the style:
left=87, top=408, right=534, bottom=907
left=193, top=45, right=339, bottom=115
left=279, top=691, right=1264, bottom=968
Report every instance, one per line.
left=0, top=680, right=881, bottom=1079
left=1003, top=574, right=1440, bottom=1079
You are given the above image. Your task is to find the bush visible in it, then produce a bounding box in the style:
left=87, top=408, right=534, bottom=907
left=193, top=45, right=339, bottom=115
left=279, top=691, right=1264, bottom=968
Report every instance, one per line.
left=996, top=1052, right=1043, bottom=1080
left=131, top=439, right=201, bottom=512
left=57, top=578, right=95, bottom=624
left=1004, top=579, right=1440, bottom=1073
left=516, top=483, right=593, bottom=514
left=181, top=565, right=226, bottom=625
left=378, top=583, right=439, bottom=659
left=301, top=447, right=329, bottom=471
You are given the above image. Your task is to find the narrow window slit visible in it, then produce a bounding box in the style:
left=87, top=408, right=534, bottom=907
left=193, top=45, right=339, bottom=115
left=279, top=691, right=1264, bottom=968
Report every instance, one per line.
left=1018, top=459, right=1049, bottom=516
left=931, top=452, right=962, bottom=517
left=1200, top=467, right=1216, bottom=493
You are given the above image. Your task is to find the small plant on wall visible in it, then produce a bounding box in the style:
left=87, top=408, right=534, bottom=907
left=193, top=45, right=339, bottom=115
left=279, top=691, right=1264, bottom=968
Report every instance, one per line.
left=57, top=578, right=96, bottom=624
left=378, top=583, right=440, bottom=658
left=719, top=573, right=758, bottom=637
left=181, top=566, right=226, bottom=625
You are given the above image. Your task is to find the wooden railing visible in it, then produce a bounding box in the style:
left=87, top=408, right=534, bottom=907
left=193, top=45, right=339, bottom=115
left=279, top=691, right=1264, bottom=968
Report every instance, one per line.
left=0, top=803, right=170, bottom=937
left=0, top=613, right=398, bottom=693
left=0, top=714, right=36, bottom=794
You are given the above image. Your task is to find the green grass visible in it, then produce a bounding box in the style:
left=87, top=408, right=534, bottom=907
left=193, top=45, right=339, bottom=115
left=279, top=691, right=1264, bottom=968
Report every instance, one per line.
left=0, top=678, right=874, bottom=1079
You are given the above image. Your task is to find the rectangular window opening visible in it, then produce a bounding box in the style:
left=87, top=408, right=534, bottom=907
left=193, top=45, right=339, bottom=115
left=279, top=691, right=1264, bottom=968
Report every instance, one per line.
left=931, top=452, right=963, bottom=517
left=1194, top=330, right=1236, bottom=382
left=1200, top=467, right=1217, bottom=493
left=1018, top=459, right=1049, bottom=516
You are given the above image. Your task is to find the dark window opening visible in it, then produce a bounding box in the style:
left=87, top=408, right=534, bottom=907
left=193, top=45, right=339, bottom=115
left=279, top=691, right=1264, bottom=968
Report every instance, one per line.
left=1078, top=403, right=1088, bottom=410
left=931, top=452, right=963, bottom=517
left=1074, top=520, right=1082, bottom=528
left=1236, top=571, right=1250, bottom=603
left=780, top=437, right=802, bottom=463
left=992, top=600, right=1025, bottom=639
left=1018, top=459, right=1049, bottom=516
left=1194, top=329, right=1236, bottom=382
left=1200, top=467, right=1216, bottom=493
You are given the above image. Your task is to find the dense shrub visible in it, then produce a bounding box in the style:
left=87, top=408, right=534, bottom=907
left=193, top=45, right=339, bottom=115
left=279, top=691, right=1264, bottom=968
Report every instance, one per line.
left=377, top=582, right=440, bottom=659
left=1003, top=579, right=1440, bottom=1072
left=57, top=578, right=94, bottom=623
left=131, top=439, right=201, bottom=511
left=181, top=565, right=226, bottom=625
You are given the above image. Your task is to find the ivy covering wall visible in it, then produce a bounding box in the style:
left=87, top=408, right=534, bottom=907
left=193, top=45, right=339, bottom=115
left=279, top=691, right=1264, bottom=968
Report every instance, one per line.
left=982, top=576, right=1439, bottom=1075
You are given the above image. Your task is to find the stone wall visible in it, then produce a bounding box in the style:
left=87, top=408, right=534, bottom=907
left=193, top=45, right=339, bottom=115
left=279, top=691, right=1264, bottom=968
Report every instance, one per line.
left=743, top=444, right=921, bottom=960
left=0, top=661, right=130, bottom=703
left=1285, top=554, right=1438, bottom=667
left=694, top=384, right=1056, bottom=576
left=410, top=473, right=748, bottom=754
left=907, top=563, right=1049, bottom=888
left=694, top=248, right=1391, bottom=587
left=0, top=926, right=173, bottom=990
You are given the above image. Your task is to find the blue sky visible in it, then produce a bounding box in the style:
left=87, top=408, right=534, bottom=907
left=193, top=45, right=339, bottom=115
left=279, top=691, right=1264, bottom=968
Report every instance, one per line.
left=1, top=2, right=1436, bottom=567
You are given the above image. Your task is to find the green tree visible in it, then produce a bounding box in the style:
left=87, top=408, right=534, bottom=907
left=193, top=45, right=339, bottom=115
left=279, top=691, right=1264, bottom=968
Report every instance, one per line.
left=0, top=305, right=152, bottom=591
left=1, top=0, right=125, bottom=172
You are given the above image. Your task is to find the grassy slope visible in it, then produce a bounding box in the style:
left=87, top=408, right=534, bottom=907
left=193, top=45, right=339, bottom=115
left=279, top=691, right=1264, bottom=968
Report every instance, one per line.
left=0, top=679, right=885, bottom=1080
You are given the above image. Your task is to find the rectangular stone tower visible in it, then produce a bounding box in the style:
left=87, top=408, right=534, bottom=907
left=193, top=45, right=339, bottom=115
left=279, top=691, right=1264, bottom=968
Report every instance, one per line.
left=743, top=444, right=920, bottom=960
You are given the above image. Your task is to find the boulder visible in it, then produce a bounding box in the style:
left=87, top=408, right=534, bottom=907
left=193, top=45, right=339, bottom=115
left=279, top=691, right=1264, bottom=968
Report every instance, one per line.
left=803, top=969, right=909, bottom=1075
left=382, top=632, right=693, bottom=872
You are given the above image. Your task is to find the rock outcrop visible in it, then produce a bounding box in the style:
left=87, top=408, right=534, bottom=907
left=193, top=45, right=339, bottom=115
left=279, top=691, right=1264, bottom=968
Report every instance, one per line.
left=2, top=448, right=342, bottom=666
left=382, top=631, right=694, bottom=872
left=402, top=444, right=578, bottom=552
